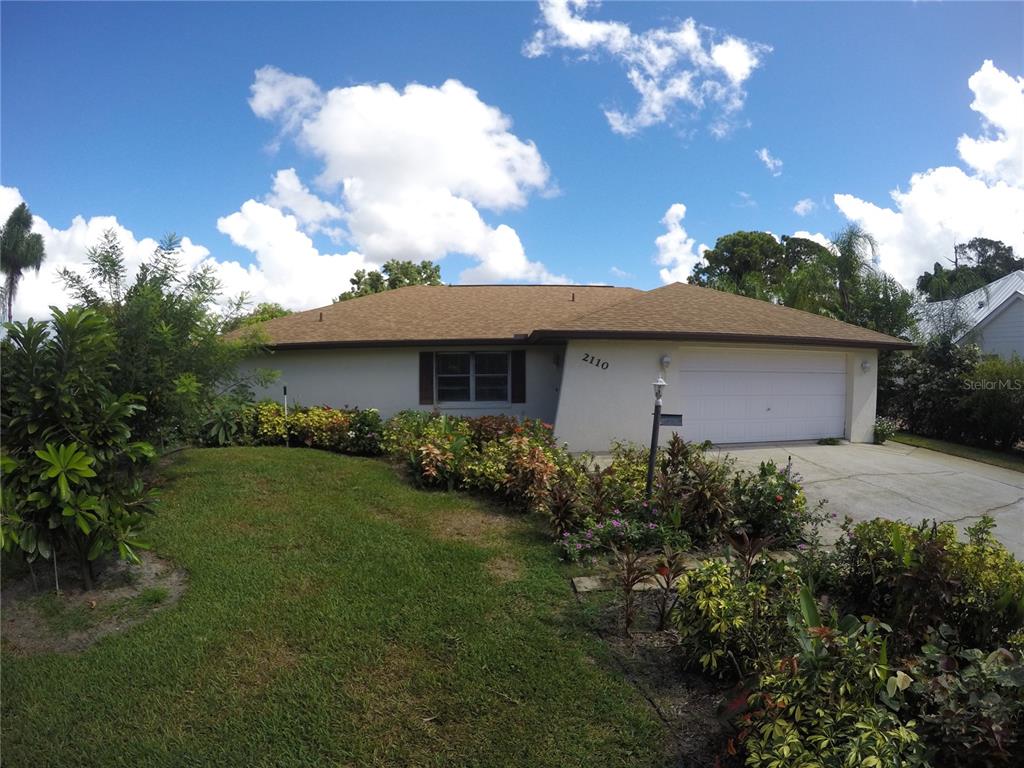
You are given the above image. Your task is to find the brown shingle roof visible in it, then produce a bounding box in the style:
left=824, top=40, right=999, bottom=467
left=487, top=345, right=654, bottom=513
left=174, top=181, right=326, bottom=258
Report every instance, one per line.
left=241, top=285, right=640, bottom=348
left=534, top=282, right=914, bottom=349
left=238, top=282, right=913, bottom=350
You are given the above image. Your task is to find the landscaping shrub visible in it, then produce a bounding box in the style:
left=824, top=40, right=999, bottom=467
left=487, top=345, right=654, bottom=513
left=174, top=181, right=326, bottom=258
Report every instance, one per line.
left=227, top=401, right=383, bottom=456
left=1, top=308, right=157, bottom=589
left=561, top=516, right=688, bottom=563
left=904, top=630, right=1024, bottom=767
left=730, top=458, right=826, bottom=545
left=672, top=557, right=799, bottom=678
left=874, top=415, right=899, bottom=445
left=962, top=355, right=1024, bottom=451
left=806, top=516, right=1024, bottom=653
left=740, top=611, right=928, bottom=768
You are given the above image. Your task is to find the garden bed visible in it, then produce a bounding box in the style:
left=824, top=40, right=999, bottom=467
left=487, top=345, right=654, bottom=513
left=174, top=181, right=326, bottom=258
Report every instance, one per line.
left=1, top=551, right=186, bottom=655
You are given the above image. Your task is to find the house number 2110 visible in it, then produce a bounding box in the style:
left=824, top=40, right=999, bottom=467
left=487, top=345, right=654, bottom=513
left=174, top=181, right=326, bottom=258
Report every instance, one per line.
left=581, top=353, right=609, bottom=370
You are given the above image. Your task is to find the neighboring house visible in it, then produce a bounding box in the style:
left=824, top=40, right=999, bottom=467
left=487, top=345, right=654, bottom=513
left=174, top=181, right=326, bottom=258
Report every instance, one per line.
left=916, top=270, right=1024, bottom=359
left=239, top=282, right=912, bottom=453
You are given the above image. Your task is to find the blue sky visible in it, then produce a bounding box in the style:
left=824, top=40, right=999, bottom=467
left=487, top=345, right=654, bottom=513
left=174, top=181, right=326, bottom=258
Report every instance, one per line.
left=2, top=1, right=1022, bottom=317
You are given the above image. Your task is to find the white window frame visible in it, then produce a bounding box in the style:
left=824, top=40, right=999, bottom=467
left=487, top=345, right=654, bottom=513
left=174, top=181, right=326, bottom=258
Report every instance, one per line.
left=434, top=351, right=510, bottom=403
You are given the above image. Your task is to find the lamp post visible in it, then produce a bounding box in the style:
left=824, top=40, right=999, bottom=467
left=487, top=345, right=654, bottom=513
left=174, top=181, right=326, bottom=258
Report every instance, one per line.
left=645, top=376, right=667, bottom=500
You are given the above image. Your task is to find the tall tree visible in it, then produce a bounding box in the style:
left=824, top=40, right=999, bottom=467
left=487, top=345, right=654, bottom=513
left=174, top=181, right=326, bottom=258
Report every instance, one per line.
left=336, top=259, right=442, bottom=302
left=221, top=298, right=292, bottom=332
left=0, top=203, right=46, bottom=321
left=916, top=238, right=1021, bottom=301
left=829, top=224, right=878, bottom=320
left=688, top=231, right=787, bottom=298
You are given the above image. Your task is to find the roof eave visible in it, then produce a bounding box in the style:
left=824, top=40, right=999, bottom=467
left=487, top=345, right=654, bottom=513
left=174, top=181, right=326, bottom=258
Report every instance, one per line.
left=528, top=328, right=916, bottom=350
left=262, top=336, right=551, bottom=351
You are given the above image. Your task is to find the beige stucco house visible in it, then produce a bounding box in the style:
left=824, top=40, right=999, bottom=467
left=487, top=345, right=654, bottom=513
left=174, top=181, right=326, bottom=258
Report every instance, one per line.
left=239, top=282, right=913, bottom=453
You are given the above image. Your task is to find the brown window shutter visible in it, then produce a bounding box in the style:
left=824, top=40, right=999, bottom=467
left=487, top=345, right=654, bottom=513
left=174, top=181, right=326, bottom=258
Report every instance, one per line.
left=510, top=350, right=526, bottom=404
left=419, top=352, right=434, bottom=405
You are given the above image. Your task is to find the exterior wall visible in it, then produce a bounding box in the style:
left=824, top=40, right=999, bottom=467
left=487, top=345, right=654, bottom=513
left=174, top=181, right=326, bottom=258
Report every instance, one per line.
left=845, top=348, right=878, bottom=443
left=554, top=340, right=879, bottom=452
left=973, top=296, right=1024, bottom=359
left=242, top=345, right=564, bottom=423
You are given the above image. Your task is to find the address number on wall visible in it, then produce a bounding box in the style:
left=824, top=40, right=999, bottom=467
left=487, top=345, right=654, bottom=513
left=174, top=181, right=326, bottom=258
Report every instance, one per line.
left=581, top=353, right=610, bottom=370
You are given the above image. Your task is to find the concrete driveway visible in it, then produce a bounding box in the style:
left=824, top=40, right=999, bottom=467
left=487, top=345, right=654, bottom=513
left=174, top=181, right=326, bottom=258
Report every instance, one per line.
left=727, top=442, right=1024, bottom=558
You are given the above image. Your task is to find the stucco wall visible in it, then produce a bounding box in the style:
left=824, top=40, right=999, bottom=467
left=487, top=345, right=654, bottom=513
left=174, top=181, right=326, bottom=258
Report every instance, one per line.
left=554, top=340, right=880, bottom=452
left=974, top=296, right=1024, bottom=359
left=242, top=345, right=564, bottom=422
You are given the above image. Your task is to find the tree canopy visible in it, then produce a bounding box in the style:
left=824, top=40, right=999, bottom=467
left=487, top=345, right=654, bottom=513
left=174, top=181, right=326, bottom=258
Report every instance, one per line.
left=916, top=238, right=1021, bottom=301
left=688, top=226, right=915, bottom=341
left=59, top=230, right=268, bottom=446
left=336, top=259, right=442, bottom=302
left=0, top=202, right=46, bottom=321
left=221, top=300, right=292, bottom=332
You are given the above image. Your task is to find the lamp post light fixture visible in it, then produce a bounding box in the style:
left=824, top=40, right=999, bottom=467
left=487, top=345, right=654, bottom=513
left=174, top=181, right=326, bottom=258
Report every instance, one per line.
left=645, top=376, right=668, bottom=500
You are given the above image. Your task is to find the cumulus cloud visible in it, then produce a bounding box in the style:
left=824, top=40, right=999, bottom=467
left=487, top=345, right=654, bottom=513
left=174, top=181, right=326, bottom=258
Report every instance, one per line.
left=215, top=199, right=374, bottom=308
left=655, top=202, right=708, bottom=283
left=265, top=168, right=344, bottom=240
left=524, top=0, right=770, bottom=136
left=791, top=230, right=832, bottom=249
left=756, top=147, right=782, bottom=176
left=835, top=60, right=1024, bottom=288
left=246, top=66, right=564, bottom=284
left=0, top=186, right=213, bottom=321
left=793, top=198, right=816, bottom=216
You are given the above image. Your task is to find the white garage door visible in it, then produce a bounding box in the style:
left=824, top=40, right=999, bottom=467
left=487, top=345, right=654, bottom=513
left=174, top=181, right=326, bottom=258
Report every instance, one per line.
left=678, top=349, right=846, bottom=444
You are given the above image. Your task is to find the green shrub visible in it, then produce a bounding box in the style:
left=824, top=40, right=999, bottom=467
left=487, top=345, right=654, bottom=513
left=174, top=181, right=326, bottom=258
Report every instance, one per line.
left=381, top=409, right=435, bottom=457
left=874, top=416, right=899, bottom=444
left=806, top=516, right=1024, bottom=653
left=1, top=308, right=157, bottom=589
left=560, top=515, right=689, bottom=563
left=905, top=631, right=1024, bottom=767
left=731, top=459, right=825, bottom=545
left=742, top=613, right=927, bottom=768
left=673, top=558, right=799, bottom=678
left=963, top=355, right=1024, bottom=450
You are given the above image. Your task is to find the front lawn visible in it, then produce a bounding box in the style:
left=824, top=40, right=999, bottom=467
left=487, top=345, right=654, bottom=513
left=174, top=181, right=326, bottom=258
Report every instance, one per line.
left=891, top=431, right=1024, bottom=473
left=1, top=448, right=667, bottom=767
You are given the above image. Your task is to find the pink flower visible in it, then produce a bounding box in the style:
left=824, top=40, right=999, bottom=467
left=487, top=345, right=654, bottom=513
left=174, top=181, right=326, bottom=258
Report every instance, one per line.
left=611, top=520, right=621, bottom=527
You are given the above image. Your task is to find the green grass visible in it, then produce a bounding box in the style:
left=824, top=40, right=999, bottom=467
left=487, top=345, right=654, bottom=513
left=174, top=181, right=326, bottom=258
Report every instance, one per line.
left=891, top=432, right=1024, bottom=473
left=1, top=448, right=666, bottom=767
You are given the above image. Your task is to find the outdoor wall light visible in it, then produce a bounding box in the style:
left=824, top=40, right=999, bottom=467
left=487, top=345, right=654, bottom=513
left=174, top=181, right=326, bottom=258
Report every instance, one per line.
left=861, top=360, right=872, bottom=372
left=659, top=353, right=671, bottom=370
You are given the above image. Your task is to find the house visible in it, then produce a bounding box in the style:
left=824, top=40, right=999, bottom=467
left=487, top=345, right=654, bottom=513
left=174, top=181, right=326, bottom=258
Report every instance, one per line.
left=916, top=270, right=1024, bottom=359
left=240, top=282, right=913, bottom=453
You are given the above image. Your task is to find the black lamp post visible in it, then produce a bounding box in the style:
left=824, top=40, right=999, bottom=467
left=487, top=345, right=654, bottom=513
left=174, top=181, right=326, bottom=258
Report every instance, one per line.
left=645, top=376, right=667, bottom=500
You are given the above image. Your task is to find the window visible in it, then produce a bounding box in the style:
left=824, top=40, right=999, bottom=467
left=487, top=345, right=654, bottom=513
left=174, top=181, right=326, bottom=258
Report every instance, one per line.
left=435, top=352, right=509, bottom=402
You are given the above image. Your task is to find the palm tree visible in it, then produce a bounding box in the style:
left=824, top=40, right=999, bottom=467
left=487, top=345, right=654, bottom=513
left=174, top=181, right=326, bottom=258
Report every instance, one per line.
left=1, top=203, right=46, bottom=321
left=828, top=224, right=877, bottom=320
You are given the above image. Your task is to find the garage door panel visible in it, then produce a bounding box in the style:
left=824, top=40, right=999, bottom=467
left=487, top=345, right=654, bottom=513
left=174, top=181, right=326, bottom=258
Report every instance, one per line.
left=679, top=350, right=846, bottom=444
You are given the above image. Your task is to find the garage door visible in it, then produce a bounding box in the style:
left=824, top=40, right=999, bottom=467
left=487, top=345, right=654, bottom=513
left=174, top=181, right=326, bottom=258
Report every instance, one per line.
left=678, top=349, right=846, bottom=444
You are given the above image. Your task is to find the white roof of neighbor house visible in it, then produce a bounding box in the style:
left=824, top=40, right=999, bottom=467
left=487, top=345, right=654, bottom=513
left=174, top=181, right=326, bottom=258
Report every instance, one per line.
left=917, top=270, right=1024, bottom=340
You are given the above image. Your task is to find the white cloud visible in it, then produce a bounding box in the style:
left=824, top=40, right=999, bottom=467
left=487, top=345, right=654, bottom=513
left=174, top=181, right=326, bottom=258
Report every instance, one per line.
left=756, top=147, right=782, bottom=176
left=835, top=60, right=1024, bottom=288
left=524, top=0, right=770, bottom=136
left=793, top=198, right=816, bottom=216
left=248, top=67, right=563, bottom=284
left=215, top=199, right=374, bottom=308
left=610, top=265, right=633, bottom=280
left=265, top=168, right=343, bottom=240
left=0, top=186, right=212, bottom=322
left=655, top=202, right=708, bottom=283
left=956, top=60, right=1024, bottom=186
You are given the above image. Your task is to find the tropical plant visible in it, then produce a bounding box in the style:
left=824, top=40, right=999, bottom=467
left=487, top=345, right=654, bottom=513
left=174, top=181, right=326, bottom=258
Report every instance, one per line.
left=904, top=629, right=1024, bottom=767
left=1, top=307, right=156, bottom=589
left=59, top=229, right=272, bottom=446
left=0, top=202, right=46, bottom=321
left=610, top=544, right=651, bottom=634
